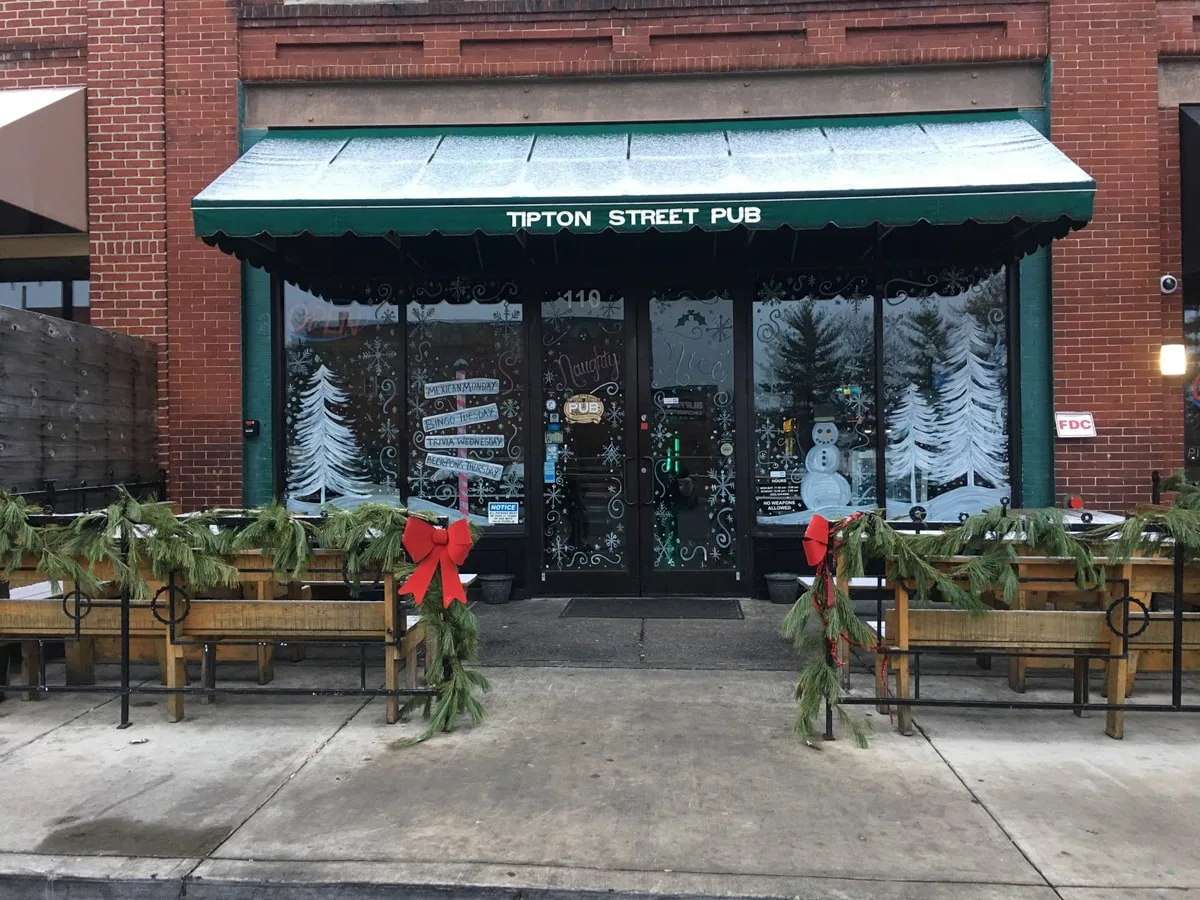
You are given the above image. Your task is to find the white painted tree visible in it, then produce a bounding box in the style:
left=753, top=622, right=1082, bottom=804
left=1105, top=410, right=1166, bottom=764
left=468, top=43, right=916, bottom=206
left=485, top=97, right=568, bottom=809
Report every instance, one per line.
left=887, top=382, right=939, bottom=506
left=933, top=310, right=1008, bottom=488
left=289, top=363, right=371, bottom=505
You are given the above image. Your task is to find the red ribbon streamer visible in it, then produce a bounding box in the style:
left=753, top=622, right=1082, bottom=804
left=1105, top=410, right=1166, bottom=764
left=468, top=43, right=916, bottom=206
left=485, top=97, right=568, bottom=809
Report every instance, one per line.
left=803, top=512, right=872, bottom=666
left=398, top=517, right=472, bottom=608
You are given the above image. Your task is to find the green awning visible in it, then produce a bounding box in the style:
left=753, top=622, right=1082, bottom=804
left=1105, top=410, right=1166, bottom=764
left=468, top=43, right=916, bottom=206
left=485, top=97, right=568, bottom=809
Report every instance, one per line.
left=193, top=112, right=1094, bottom=243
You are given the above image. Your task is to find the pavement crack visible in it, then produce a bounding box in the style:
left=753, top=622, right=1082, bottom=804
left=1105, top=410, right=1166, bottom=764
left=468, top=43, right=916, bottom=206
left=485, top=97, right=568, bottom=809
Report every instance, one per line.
left=916, top=721, right=1065, bottom=900
left=637, top=618, right=646, bottom=665
left=182, top=694, right=373, bottom=883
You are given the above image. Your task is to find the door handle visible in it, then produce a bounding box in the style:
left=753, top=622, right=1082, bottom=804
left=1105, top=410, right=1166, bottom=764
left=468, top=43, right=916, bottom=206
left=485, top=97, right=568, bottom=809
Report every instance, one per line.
left=640, top=456, right=655, bottom=506
left=621, top=457, right=638, bottom=506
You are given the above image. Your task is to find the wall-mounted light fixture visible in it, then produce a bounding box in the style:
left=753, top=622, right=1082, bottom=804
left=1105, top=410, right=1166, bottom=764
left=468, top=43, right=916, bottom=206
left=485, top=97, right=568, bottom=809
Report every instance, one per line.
left=1161, top=344, right=1187, bottom=377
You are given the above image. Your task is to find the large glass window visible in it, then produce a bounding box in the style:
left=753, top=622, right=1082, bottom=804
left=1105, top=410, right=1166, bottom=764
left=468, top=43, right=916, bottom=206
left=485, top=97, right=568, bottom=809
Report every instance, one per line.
left=882, top=266, right=1010, bottom=520
left=405, top=281, right=525, bottom=524
left=282, top=284, right=403, bottom=512
left=752, top=266, right=1011, bottom=526
left=752, top=273, right=877, bottom=525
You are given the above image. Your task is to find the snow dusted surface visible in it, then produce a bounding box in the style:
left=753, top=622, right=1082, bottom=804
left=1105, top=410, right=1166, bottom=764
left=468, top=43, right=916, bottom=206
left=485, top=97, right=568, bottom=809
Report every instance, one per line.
left=196, top=118, right=1093, bottom=205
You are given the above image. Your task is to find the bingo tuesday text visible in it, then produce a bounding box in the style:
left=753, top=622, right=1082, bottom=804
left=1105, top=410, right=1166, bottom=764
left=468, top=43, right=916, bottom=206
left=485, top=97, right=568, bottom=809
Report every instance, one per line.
left=504, top=206, right=763, bottom=229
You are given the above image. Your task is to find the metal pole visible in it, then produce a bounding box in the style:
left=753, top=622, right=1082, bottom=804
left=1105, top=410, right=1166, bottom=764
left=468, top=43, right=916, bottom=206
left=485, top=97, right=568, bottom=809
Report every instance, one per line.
left=118, top=530, right=131, bottom=729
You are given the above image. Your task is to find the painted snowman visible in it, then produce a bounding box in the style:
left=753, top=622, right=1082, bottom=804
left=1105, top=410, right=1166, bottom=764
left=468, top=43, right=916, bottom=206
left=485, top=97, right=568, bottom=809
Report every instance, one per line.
left=800, top=422, right=852, bottom=512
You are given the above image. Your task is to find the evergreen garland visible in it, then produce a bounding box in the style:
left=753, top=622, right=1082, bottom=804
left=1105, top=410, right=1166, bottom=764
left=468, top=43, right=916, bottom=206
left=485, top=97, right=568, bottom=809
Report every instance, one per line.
left=786, top=506, right=1107, bottom=746
left=231, top=502, right=314, bottom=579
left=49, top=490, right=239, bottom=599
left=0, top=494, right=490, bottom=744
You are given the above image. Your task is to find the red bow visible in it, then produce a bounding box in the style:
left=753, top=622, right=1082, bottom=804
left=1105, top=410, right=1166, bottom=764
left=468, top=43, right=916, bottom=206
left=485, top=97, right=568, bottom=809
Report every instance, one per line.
left=802, top=514, right=830, bottom=568
left=398, top=517, right=473, bottom=607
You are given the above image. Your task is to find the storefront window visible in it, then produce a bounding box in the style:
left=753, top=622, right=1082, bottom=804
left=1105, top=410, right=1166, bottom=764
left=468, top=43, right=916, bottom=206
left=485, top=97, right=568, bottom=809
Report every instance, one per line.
left=882, top=267, right=1010, bottom=520
left=752, top=273, right=877, bottom=525
left=405, top=281, right=525, bottom=524
left=283, top=284, right=403, bottom=512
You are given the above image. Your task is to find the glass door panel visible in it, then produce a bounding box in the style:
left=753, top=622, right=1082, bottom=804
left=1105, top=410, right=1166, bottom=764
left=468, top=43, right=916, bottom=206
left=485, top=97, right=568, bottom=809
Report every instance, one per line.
left=539, top=289, right=634, bottom=579
left=643, top=288, right=738, bottom=579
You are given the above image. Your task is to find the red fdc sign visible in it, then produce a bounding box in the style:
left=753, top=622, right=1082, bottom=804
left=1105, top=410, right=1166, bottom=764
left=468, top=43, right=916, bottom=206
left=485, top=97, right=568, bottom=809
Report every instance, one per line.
left=1055, top=412, right=1097, bottom=438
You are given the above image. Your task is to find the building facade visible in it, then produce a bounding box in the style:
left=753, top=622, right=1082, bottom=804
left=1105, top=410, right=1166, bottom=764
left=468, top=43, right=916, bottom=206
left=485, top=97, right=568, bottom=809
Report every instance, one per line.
left=0, top=0, right=1191, bottom=597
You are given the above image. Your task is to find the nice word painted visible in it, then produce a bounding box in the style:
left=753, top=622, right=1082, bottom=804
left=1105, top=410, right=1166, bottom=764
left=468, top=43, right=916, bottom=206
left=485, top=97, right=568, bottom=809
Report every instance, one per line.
left=505, top=206, right=762, bottom=230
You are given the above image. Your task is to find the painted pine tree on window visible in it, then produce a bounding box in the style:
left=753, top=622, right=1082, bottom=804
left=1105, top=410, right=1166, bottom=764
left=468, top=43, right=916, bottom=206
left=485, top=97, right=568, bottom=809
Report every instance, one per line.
left=289, top=363, right=371, bottom=505
left=933, top=310, right=1008, bottom=489
left=887, top=382, right=939, bottom=506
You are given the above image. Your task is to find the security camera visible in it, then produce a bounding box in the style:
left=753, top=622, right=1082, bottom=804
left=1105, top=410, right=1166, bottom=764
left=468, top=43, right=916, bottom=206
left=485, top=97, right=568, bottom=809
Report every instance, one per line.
left=1162, top=274, right=1180, bottom=295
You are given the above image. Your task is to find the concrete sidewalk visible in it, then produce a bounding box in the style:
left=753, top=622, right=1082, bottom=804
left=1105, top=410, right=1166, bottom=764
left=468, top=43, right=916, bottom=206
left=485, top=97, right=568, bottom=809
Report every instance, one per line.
left=1, top=652, right=1198, bottom=898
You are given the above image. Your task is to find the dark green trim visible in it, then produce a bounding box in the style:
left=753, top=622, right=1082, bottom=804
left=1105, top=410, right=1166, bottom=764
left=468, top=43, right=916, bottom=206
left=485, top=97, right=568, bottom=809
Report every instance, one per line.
left=239, top=109, right=274, bottom=508
left=1017, top=104, right=1055, bottom=507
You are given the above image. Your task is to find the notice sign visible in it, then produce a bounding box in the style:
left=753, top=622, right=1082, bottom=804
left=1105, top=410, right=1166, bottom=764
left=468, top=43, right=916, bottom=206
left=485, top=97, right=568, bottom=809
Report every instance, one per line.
left=1055, top=412, right=1097, bottom=438
left=487, top=502, right=520, bottom=525
left=423, top=404, right=499, bottom=433
left=425, top=453, right=504, bottom=481
left=425, top=378, right=500, bottom=399
left=425, top=434, right=506, bottom=450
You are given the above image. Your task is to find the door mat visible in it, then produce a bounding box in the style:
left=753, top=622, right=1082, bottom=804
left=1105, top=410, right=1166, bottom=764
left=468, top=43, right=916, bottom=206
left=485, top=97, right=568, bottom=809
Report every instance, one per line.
left=560, top=597, right=744, bottom=620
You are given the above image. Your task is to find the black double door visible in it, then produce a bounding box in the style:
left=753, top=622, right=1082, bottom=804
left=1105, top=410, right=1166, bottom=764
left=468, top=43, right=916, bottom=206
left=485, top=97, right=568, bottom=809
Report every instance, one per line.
left=535, top=283, right=746, bottom=596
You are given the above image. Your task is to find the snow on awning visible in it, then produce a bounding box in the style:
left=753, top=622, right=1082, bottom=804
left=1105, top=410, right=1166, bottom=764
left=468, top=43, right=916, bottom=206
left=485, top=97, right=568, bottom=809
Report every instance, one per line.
left=192, top=112, right=1094, bottom=250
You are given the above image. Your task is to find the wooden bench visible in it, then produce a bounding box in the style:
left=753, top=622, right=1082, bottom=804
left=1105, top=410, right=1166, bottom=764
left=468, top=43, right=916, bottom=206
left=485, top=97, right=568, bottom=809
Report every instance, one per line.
left=879, top=607, right=1200, bottom=738
left=0, top=552, right=476, bottom=722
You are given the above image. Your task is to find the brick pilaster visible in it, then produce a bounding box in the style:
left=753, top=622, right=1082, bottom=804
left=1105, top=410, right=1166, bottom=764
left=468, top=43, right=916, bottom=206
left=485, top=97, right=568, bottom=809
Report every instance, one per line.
left=1049, top=0, right=1163, bottom=509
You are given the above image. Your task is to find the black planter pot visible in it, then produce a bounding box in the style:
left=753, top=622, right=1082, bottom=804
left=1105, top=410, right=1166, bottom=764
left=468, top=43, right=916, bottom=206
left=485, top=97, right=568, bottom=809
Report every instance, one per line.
left=477, top=573, right=515, bottom=605
left=764, top=572, right=799, bottom=605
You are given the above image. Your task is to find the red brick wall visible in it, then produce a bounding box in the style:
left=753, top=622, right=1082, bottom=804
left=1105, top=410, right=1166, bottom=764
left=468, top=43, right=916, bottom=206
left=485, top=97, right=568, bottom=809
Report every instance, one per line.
left=239, top=3, right=1046, bottom=80
left=1049, top=0, right=1163, bottom=509
left=0, top=0, right=85, bottom=82
left=85, top=0, right=170, bottom=489
left=164, top=0, right=242, bottom=508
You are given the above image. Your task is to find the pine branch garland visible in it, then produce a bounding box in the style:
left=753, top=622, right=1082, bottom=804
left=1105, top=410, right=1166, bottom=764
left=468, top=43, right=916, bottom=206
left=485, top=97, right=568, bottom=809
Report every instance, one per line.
left=232, top=502, right=315, bottom=579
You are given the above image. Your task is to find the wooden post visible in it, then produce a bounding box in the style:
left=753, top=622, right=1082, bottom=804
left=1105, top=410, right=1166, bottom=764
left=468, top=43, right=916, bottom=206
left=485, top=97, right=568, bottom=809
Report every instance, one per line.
left=894, top=582, right=913, bottom=736
left=255, top=579, right=275, bottom=685
left=20, top=640, right=41, bottom=701
left=64, top=637, right=96, bottom=686
left=165, top=634, right=187, bottom=722
left=835, top=564, right=851, bottom=689
left=1105, top=629, right=1128, bottom=739
left=383, top=573, right=399, bottom=724
left=1007, top=589, right=1037, bottom=693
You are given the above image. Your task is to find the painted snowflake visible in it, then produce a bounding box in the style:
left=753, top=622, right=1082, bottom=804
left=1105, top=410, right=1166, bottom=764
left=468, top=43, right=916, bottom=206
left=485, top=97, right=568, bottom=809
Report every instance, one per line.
left=359, top=337, right=396, bottom=375
left=651, top=421, right=671, bottom=445
left=545, top=483, right=564, bottom=508
left=558, top=444, right=575, bottom=464
left=500, top=397, right=521, bottom=419
left=603, top=531, right=621, bottom=552
left=408, top=465, right=434, bottom=496
left=548, top=535, right=574, bottom=568
left=757, top=420, right=780, bottom=444
left=600, top=440, right=623, bottom=467
left=499, top=468, right=522, bottom=499
left=706, top=314, right=732, bottom=343
left=377, top=420, right=399, bottom=442
left=287, top=347, right=317, bottom=377
left=706, top=467, right=735, bottom=506
left=603, top=401, right=624, bottom=428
